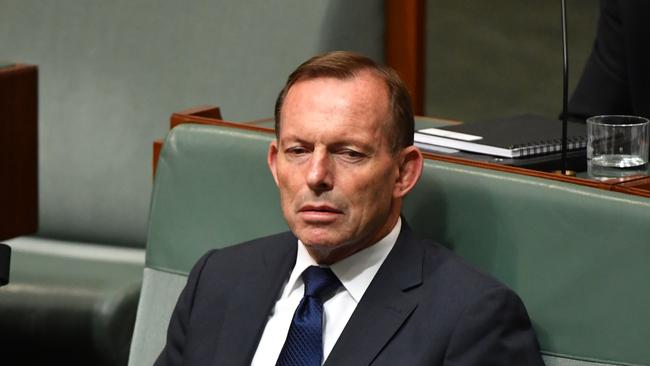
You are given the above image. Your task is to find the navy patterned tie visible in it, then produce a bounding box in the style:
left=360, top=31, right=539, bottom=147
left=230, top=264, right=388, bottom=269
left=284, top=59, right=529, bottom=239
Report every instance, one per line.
left=275, top=266, right=342, bottom=366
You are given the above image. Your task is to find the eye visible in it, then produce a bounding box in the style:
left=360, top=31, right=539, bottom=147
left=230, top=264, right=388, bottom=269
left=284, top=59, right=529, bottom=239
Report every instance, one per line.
left=338, top=149, right=367, bottom=162
left=285, top=146, right=310, bottom=156
left=343, top=150, right=363, bottom=158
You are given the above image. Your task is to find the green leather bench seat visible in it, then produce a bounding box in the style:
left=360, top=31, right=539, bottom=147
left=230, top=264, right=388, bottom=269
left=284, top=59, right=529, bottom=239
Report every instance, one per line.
left=2, top=237, right=144, bottom=365
left=130, top=123, right=650, bottom=366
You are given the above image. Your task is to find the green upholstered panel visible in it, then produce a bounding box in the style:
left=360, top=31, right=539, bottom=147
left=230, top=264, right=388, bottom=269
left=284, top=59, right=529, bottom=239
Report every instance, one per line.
left=141, top=123, right=650, bottom=366
left=129, top=268, right=187, bottom=366
left=146, top=124, right=286, bottom=274
left=542, top=355, right=621, bottom=366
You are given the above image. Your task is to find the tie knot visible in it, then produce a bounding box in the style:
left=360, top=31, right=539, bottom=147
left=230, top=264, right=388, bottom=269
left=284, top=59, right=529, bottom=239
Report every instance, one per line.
left=301, top=266, right=341, bottom=300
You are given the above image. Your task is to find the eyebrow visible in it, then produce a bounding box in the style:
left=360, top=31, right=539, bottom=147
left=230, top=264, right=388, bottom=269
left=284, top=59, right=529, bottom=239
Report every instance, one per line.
left=281, top=135, right=378, bottom=153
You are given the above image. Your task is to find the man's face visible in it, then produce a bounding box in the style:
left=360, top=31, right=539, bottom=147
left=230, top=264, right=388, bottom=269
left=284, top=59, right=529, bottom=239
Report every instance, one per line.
left=268, top=71, right=416, bottom=264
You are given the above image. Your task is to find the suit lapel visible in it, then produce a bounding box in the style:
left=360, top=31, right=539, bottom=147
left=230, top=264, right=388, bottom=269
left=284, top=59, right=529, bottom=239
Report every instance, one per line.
left=213, top=233, right=297, bottom=366
left=324, top=224, right=424, bottom=366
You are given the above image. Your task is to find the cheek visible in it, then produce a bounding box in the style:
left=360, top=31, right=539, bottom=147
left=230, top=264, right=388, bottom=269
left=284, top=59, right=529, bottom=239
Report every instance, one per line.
left=278, top=185, right=298, bottom=210
left=277, top=174, right=305, bottom=213
left=349, top=174, right=395, bottom=212
left=276, top=168, right=300, bottom=193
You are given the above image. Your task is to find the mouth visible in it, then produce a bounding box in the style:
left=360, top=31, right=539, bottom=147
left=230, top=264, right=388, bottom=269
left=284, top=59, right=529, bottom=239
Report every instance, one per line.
left=298, top=204, right=343, bottom=222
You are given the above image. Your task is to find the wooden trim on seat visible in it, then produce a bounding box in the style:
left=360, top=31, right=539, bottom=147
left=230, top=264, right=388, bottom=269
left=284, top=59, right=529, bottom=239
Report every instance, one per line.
left=613, top=177, right=650, bottom=198
left=419, top=151, right=610, bottom=190
left=170, top=112, right=273, bottom=134
left=170, top=105, right=222, bottom=129
left=154, top=107, right=275, bottom=175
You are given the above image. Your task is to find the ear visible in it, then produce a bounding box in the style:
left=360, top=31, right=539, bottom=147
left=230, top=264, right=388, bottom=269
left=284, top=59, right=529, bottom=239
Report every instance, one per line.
left=393, top=146, right=423, bottom=199
left=267, top=140, right=280, bottom=186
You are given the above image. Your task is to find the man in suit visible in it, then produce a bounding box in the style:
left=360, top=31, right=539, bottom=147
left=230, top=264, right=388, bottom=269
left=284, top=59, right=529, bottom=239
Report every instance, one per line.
left=156, top=51, right=544, bottom=365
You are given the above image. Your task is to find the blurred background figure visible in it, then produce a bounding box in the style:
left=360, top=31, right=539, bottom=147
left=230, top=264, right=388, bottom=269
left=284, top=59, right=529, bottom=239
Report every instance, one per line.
left=567, top=0, right=650, bottom=121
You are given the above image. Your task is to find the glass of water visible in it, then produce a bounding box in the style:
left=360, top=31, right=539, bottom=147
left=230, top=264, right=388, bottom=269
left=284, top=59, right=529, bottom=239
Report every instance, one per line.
left=587, top=115, right=649, bottom=179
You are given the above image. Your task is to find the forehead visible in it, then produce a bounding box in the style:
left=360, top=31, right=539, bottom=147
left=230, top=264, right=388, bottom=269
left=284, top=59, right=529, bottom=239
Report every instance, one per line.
left=280, top=72, right=391, bottom=137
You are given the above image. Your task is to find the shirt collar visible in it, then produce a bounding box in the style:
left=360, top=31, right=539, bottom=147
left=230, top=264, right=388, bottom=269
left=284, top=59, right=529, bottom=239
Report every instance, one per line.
left=284, top=218, right=401, bottom=303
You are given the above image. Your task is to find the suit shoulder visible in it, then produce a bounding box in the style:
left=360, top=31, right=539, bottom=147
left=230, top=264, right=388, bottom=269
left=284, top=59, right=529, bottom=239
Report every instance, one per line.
left=419, top=238, right=513, bottom=297
left=411, top=238, right=534, bottom=338
left=214, top=230, right=296, bottom=255
left=194, top=230, right=296, bottom=273
left=184, top=230, right=296, bottom=294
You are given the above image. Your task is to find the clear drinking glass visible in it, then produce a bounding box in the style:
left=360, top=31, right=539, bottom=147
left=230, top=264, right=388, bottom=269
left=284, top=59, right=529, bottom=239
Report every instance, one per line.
left=587, top=115, right=649, bottom=179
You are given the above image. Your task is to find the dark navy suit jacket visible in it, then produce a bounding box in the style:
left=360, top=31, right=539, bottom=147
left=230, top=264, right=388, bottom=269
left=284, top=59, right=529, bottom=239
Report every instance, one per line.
left=155, top=224, right=544, bottom=365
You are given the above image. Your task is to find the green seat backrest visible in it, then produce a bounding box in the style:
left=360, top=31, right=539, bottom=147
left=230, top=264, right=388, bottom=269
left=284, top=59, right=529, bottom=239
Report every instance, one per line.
left=130, top=123, right=650, bottom=366
left=405, top=163, right=650, bottom=366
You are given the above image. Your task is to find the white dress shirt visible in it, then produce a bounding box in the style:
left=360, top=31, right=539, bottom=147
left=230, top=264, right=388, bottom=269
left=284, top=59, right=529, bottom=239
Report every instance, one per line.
left=251, top=218, right=402, bottom=366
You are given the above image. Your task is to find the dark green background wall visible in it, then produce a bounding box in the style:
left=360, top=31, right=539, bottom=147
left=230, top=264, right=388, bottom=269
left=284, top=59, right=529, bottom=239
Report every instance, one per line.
left=426, top=0, right=599, bottom=122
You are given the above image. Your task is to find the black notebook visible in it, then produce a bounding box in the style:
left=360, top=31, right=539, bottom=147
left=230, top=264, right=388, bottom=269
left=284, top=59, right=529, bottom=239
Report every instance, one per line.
left=414, top=114, right=587, bottom=158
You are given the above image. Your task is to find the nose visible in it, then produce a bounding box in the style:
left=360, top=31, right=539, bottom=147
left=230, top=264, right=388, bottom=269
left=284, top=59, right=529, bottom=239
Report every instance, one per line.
left=306, top=149, right=333, bottom=192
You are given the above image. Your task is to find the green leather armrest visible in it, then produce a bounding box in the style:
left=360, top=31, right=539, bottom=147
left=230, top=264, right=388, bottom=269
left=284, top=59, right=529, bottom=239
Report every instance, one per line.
left=1, top=237, right=144, bottom=365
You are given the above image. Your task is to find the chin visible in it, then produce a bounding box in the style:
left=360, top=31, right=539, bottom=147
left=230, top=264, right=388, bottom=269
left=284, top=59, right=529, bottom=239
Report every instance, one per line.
left=299, top=235, right=341, bottom=248
left=296, top=228, right=344, bottom=248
